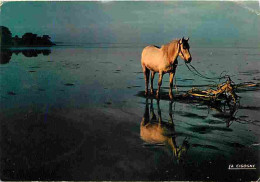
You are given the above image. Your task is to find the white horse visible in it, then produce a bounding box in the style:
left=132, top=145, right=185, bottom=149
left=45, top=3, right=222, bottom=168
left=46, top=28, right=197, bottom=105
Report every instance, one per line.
left=141, top=37, right=192, bottom=99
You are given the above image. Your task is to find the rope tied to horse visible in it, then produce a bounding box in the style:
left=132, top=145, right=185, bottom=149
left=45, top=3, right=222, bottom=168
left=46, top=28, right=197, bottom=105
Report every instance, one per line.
left=185, top=62, right=233, bottom=81
left=177, top=39, right=231, bottom=81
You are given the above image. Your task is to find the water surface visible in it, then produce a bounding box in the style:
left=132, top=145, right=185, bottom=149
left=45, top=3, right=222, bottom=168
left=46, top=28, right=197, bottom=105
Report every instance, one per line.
left=0, top=44, right=259, bottom=180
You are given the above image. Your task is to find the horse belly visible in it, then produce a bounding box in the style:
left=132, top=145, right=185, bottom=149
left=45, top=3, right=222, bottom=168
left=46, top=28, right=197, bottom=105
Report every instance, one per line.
left=146, top=62, right=160, bottom=72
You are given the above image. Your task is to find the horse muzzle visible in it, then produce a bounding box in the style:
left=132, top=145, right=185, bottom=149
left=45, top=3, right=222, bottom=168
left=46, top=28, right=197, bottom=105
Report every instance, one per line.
left=186, top=57, right=192, bottom=63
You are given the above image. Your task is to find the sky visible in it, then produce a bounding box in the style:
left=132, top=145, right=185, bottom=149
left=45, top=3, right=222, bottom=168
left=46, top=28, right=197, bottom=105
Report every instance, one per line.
left=0, top=1, right=259, bottom=47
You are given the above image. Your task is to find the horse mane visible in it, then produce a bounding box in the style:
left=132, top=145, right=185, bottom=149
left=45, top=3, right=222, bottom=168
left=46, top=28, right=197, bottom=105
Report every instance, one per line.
left=161, top=39, right=180, bottom=64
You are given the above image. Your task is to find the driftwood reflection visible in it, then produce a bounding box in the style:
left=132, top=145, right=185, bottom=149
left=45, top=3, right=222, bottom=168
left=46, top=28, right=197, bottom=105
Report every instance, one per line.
left=210, top=102, right=239, bottom=127
left=140, top=99, right=189, bottom=163
left=0, top=49, right=51, bottom=64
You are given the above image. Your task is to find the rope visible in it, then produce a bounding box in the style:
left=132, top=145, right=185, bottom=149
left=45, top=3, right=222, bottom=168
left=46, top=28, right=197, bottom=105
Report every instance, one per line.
left=185, top=63, right=233, bottom=81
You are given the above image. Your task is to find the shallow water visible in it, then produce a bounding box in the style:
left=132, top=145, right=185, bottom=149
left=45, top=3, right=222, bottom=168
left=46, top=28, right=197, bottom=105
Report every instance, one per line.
left=0, top=45, right=259, bottom=180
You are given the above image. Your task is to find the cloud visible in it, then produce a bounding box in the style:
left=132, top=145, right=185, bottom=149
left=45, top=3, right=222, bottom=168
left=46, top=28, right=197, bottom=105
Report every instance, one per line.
left=233, top=1, right=260, bottom=16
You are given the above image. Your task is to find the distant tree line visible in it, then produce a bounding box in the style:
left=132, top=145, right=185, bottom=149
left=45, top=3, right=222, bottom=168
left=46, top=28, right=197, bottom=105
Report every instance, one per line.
left=0, top=26, right=55, bottom=47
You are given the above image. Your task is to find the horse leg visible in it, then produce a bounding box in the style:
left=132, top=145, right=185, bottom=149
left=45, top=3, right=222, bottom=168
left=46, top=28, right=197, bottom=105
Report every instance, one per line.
left=150, top=71, right=155, bottom=95
left=150, top=98, right=156, bottom=120
left=156, top=72, right=164, bottom=100
left=169, top=101, right=174, bottom=124
left=141, top=98, right=150, bottom=126
left=169, top=72, right=175, bottom=100
left=142, top=66, right=150, bottom=96
left=157, top=99, right=162, bottom=124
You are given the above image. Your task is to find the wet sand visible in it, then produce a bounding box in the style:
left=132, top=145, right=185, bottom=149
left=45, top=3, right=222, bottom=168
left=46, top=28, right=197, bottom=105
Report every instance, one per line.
left=0, top=106, right=143, bottom=180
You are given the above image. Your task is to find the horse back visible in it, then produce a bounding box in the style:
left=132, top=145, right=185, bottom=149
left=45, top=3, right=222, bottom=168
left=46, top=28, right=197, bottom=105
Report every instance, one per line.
left=141, top=45, right=161, bottom=57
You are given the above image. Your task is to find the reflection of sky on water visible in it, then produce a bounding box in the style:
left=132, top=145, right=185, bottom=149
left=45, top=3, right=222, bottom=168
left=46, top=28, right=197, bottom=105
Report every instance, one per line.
left=2, top=45, right=260, bottom=108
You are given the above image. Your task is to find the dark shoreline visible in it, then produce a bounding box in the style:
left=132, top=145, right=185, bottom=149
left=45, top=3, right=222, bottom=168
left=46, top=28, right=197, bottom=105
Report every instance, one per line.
left=1, top=44, right=56, bottom=49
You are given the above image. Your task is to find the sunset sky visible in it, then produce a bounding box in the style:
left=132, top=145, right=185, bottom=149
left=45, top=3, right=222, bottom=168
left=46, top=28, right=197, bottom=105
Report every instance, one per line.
left=1, top=1, right=259, bottom=46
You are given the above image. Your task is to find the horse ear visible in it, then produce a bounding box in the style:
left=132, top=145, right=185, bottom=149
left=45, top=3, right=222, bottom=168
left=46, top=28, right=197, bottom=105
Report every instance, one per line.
left=186, top=37, right=189, bottom=41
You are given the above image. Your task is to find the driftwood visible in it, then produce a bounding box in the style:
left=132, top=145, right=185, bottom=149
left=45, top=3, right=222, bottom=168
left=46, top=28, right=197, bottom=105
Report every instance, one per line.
left=184, top=77, right=258, bottom=103
left=185, top=77, right=237, bottom=103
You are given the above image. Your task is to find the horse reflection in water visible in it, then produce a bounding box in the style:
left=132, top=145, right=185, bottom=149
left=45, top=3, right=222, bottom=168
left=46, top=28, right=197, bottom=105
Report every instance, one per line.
left=140, top=99, right=189, bottom=163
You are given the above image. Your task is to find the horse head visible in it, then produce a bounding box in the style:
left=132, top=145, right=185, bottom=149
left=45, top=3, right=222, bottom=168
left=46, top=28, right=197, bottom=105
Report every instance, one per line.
left=171, top=138, right=190, bottom=164
left=178, top=37, right=192, bottom=63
